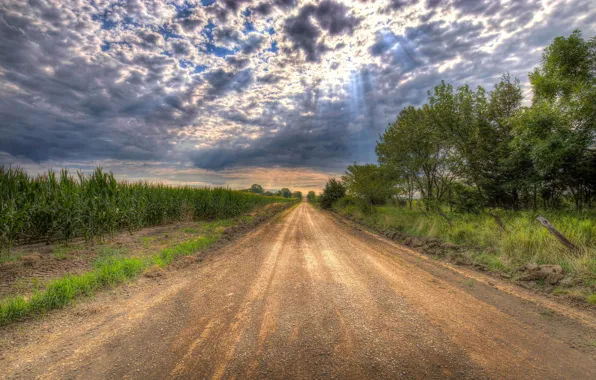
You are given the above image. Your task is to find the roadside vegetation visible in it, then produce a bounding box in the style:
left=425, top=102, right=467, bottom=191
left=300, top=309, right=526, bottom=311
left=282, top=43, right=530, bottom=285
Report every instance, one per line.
left=0, top=201, right=294, bottom=326
left=0, top=169, right=297, bottom=325
left=0, top=167, right=294, bottom=256
left=314, top=30, right=596, bottom=303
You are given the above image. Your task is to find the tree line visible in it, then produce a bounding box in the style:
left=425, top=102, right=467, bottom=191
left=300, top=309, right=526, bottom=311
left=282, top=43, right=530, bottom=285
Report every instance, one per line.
left=243, top=184, right=303, bottom=200
left=318, top=30, right=596, bottom=212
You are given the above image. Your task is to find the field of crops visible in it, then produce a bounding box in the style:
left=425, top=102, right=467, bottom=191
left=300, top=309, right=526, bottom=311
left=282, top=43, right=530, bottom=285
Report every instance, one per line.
left=0, top=167, right=293, bottom=253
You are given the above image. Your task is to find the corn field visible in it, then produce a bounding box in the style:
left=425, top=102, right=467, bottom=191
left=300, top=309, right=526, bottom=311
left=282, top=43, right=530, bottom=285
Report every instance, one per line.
left=0, top=167, right=292, bottom=252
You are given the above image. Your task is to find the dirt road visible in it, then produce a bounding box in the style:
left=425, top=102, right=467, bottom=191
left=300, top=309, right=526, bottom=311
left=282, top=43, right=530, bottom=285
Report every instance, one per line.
left=2, top=202, right=596, bottom=379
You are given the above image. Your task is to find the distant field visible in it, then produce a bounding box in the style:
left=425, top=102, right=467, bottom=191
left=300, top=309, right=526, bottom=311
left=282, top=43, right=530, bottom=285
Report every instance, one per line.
left=0, top=167, right=294, bottom=255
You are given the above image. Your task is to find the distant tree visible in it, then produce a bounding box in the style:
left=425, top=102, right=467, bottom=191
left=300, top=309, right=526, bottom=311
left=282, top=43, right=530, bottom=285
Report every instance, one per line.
left=307, top=191, right=316, bottom=202
left=318, top=178, right=346, bottom=209
left=342, top=163, right=394, bottom=205
left=280, top=188, right=292, bottom=198
left=292, top=191, right=303, bottom=200
left=249, top=184, right=264, bottom=194
left=264, top=191, right=274, bottom=196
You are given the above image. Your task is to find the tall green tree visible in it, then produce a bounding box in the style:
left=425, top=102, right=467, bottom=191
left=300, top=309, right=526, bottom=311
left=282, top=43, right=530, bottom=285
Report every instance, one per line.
left=376, top=105, right=455, bottom=207
left=342, top=163, right=394, bottom=205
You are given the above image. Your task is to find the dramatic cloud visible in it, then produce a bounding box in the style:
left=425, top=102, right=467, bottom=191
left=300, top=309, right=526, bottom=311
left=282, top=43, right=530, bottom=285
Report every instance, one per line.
left=0, top=0, right=594, bottom=191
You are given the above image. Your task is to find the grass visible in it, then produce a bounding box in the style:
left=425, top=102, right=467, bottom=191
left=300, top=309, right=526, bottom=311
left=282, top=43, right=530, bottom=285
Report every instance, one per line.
left=334, top=200, right=596, bottom=282
left=52, top=245, right=82, bottom=260
left=0, top=218, right=236, bottom=326
left=333, top=200, right=596, bottom=306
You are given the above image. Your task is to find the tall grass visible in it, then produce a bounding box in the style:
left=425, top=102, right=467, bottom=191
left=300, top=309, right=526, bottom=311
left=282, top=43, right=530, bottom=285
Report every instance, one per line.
left=0, top=167, right=293, bottom=253
left=334, top=201, right=596, bottom=277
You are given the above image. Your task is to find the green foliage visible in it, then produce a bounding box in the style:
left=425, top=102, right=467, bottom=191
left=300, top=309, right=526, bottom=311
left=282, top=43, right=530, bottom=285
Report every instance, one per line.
left=530, top=29, right=596, bottom=102
left=307, top=191, right=316, bottom=202
left=318, top=178, right=346, bottom=209
left=279, top=188, right=292, bottom=198
left=450, top=183, right=484, bottom=213
left=334, top=203, right=596, bottom=278
left=292, top=191, right=303, bottom=200
left=249, top=184, right=264, bottom=194
left=375, top=30, right=595, bottom=211
left=342, top=163, right=395, bottom=205
left=0, top=167, right=294, bottom=253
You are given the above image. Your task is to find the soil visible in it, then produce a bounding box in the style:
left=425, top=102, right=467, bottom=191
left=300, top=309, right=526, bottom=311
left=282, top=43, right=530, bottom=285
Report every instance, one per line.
left=0, top=203, right=290, bottom=299
left=1, top=201, right=595, bottom=379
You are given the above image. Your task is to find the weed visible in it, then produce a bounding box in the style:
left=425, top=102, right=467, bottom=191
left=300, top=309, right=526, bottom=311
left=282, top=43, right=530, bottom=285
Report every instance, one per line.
left=183, top=227, right=199, bottom=234
left=140, top=236, right=156, bottom=248
left=586, top=293, right=596, bottom=304
left=334, top=203, right=596, bottom=280
left=0, top=251, right=22, bottom=264
left=539, top=309, right=556, bottom=319
left=53, top=245, right=74, bottom=260
left=466, top=279, right=476, bottom=288
left=0, top=224, right=226, bottom=325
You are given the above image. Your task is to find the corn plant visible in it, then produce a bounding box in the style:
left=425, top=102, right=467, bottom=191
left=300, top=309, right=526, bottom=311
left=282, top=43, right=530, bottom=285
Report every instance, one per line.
left=0, top=166, right=294, bottom=253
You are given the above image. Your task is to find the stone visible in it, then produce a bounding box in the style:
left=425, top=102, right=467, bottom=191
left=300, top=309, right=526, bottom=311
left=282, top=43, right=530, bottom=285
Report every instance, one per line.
left=520, top=264, right=564, bottom=285
left=21, top=254, right=42, bottom=266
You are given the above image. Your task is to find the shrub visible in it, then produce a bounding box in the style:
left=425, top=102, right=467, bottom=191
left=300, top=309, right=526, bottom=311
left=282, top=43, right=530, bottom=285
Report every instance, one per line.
left=318, top=178, right=346, bottom=209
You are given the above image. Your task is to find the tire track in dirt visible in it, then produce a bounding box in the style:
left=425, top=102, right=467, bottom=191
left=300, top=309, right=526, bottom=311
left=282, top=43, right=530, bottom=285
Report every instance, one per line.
left=1, top=202, right=595, bottom=379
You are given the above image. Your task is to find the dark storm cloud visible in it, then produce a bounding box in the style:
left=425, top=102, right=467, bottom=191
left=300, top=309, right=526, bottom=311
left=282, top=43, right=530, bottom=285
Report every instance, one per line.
left=226, top=55, right=251, bottom=69
left=388, top=0, right=418, bottom=10
left=257, top=74, right=282, bottom=84
left=204, top=68, right=254, bottom=96
left=283, top=0, right=361, bottom=62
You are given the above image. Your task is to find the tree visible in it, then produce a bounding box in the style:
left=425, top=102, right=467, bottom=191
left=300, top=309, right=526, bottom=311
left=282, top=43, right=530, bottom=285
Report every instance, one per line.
left=342, top=163, right=394, bottom=205
left=280, top=188, right=292, bottom=198
left=307, top=191, right=316, bottom=202
left=530, top=29, right=596, bottom=102
left=318, top=178, right=346, bottom=209
left=517, top=30, right=596, bottom=209
left=249, top=184, right=264, bottom=194
left=292, top=191, right=303, bottom=200
left=263, top=191, right=274, bottom=196
left=376, top=104, right=455, bottom=207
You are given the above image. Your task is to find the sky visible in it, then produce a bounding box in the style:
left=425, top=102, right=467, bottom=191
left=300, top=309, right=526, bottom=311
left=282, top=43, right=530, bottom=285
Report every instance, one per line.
left=0, top=0, right=594, bottom=193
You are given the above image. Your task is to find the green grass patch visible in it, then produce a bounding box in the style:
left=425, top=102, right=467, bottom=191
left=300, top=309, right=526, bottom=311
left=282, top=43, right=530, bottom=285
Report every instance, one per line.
left=0, top=251, right=22, bottom=264
left=52, top=244, right=83, bottom=260
left=0, top=229, right=225, bottom=326
left=334, top=203, right=596, bottom=279
left=182, top=227, right=199, bottom=234
left=140, top=236, right=156, bottom=248
left=586, top=293, right=596, bottom=304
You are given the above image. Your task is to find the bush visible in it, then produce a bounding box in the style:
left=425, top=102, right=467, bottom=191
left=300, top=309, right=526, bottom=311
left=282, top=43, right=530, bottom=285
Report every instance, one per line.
left=318, top=178, right=346, bottom=209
